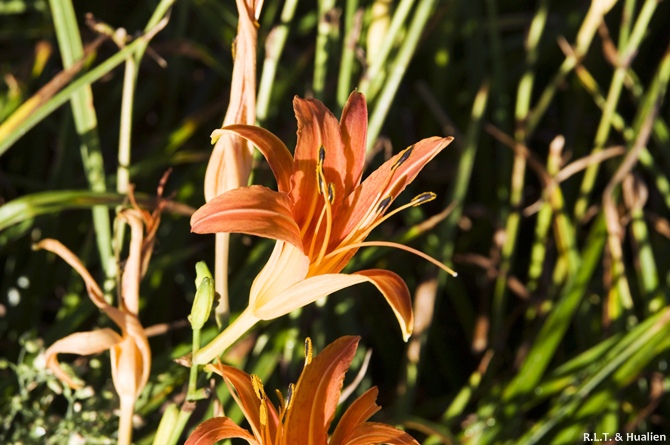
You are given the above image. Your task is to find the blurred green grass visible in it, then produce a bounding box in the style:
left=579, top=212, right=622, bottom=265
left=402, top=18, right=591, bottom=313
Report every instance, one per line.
left=1, top=0, right=670, bottom=443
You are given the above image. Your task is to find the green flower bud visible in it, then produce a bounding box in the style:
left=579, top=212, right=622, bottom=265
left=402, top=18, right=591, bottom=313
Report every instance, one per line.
left=194, top=261, right=213, bottom=289
left=189, top=276, right=214, bottom=330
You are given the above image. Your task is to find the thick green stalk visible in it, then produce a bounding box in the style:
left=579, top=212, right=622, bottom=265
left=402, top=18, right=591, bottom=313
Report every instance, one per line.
left=313, top=0, right=337, bottom=100
left=526, top=0, right=617, bottom=137
left=336, top=0, right=359, bottom=107
left=366, top=0, right=438, bottom=153
left=358, top=0, right=416, bottom=99
left=257, top=0, right=299, bottom=123
left=48, top=0, right=113, bottom=286
left=574, top=0, right=659, bottom=219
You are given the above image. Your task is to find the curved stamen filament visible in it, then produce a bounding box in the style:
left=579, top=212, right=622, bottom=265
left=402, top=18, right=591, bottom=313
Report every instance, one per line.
left=336, top=192, right=388, bottom=249
left=308, top=204, right=328, bottom=260
left=315, top=184, right=334, bottom=267
left=356, top=192, right=436, bottom=243
left=323, top=240, right=458, bottom=277
left=335, top=191, right=437, bottom=262
left=338, top=147, right=414, bottom=247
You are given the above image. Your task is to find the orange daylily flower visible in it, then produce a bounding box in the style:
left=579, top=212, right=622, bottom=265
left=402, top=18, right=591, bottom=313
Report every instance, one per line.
left=185, top=336, right=419, bottom=445
left=191, top=91, right=455, bottom=364
left=35, top=198, right=164, bottom=445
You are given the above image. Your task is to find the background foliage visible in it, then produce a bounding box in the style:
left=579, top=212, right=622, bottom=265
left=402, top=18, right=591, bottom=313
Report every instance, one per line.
left=1, top=0, right=670, bottom=443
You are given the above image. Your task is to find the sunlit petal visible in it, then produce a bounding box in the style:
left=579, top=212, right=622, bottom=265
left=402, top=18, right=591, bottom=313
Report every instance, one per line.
left=353, top=269, right=414, bottom=341
left=291, top=96, right=347, bottom=225
left=284, top=336, right=360, bottom=444
left=330, top=387, right=381, bottom=445
left=253, top=269, right=413, bottom=341
left=191, top=185, right=303, bottom=249
left=339, top=91, right=367, bottom=192
left=252, top=273, right=370, bottom=320
left=339, top=136, right=453, bottom=239
left=185, top=417, right=260, bottom=445
left=336, top=422, right=420, bottom=445
left=207, top=362, right=280, bottom=441
left=250, top=241, right=309, bottom=309
left=45, top=329, right=123, bottom=389
left=212, top=124, right=294, bottom=193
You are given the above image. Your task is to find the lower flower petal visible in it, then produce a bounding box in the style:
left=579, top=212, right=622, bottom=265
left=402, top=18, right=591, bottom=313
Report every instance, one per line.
left=185, top=417, right=260, bottom=445
left=206, top=363, right=280, bottom=442
left=249, top=240, right=310, bottom=308
left=353, top=269, right=414, bottom=341
left=330, top=387, right=382, bottom=445
left=334, top=422, right=419, bottom=445
left=284, top=336, right=360, bottom=445
left=252, top=269, right=414, bottom=341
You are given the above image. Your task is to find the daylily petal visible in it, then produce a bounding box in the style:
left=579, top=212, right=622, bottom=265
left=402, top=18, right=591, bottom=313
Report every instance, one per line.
left=253, top=269, right=413, bottom=341
left=338, top=136, right=453, bottom=240
left=339, top=91, right=367, bottom=193
left=250, top=240, right=310, bottom=309
left=207, top=362, right=280, bottom=442
left=190, top=185, right=303, bottom=249
left=45, top=328, right=123, bottom=389
left=212, top=124, right=294, bottom=193
left=185, top=417, right=260, bottom=445
left=330, top=387, right=381, bottom=445
left=252, top=273, right=371, bottom=320
left=291, top=96, right=347, bottom=228
left=284, top=336, right=360, bottom=444
left=336, top=422, right=420, bottom=445
left=193, top=307, right=261, bottom=365
left=353, top=269, right=414, bottom=341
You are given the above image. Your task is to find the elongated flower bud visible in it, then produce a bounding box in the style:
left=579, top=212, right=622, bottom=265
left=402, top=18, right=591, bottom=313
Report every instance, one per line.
left=189, top=275, right=214, bottom=330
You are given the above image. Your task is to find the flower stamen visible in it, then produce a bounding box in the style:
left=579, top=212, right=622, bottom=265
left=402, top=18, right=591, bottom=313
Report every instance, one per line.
left=324, top=240, right=458, bottom=277
left=304, top=337, right=313, bottom=366
left=392, top=145, right=414, bottom=171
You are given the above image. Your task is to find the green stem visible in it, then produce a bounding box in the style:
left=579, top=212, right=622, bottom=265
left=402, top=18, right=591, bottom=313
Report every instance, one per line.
left=167, top=328, right=201, bottom=444
left=257, top=0, right=299, bottom=123
left=358, top=0, right=416, bottom=99
left=366, top=0, right=438, bottom=153
left=48, top=0, right=114, bottom=289
left=313, top=0, right=337, bottom=100
left=336, top=0, right=360, bottom=108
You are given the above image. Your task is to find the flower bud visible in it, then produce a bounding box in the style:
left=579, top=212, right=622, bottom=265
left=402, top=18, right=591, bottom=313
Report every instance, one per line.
left=189, top=272, right=214, bottom=330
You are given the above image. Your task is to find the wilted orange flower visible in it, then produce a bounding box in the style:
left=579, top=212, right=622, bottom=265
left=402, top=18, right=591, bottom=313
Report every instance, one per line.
left=35, top=192, right=165, bottom=445
left=185, top=336, right=419, bottom=445
left=191, top=92, right=455, bottom=364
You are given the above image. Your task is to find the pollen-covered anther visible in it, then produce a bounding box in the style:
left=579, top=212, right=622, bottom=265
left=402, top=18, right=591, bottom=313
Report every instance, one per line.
left=327, top=183, right=335, bottom=204
left=251, top=374, right=265, bottom=401
left=259, top=401, right=268, bottom=427
left=304, top=337, right=313, bottom=366
left=411, top=191, right=437, bottom=206
left=275, top=389, right=285, bottom=409
left=286, top=383, right=296, bottom=411
left=316, top=145, right=328, bottom=195
left=376, top=195, right=393, bottom=214
left=391, top=145, right=414, bottom=171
